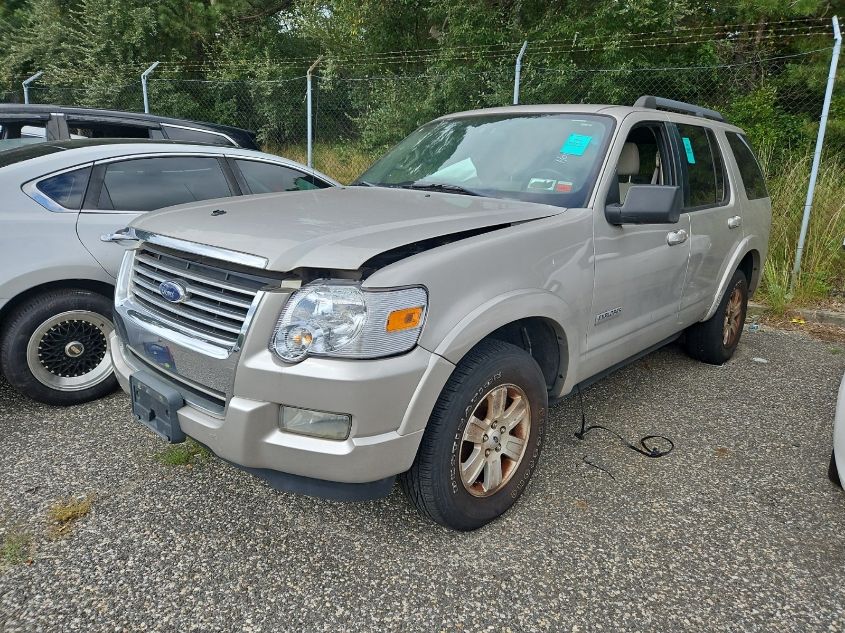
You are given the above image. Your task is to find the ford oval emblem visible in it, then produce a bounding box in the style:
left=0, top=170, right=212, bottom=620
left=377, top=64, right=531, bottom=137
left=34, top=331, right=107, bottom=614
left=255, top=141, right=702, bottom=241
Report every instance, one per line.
left=158, top=280, right=189, bottom=304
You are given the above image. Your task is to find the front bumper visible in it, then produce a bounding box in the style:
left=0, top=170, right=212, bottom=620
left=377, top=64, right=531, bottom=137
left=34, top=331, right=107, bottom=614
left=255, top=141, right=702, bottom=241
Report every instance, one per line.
left=110, top=287, right=455, bottom=498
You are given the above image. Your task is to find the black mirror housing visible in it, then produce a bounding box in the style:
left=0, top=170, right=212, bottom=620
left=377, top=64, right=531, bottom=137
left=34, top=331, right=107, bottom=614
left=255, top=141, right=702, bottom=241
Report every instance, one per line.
left=605, top=185, right=682, bottom=225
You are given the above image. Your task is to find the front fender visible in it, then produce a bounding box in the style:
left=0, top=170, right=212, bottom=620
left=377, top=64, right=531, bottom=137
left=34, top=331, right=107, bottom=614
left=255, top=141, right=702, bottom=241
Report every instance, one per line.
left=426, top=289, right=581, bottom=396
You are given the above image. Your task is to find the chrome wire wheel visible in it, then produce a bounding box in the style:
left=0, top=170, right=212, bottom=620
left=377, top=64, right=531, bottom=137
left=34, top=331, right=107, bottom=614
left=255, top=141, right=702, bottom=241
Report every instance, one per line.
left=722, top=285, right=744, bottom=347
left=459, top=383, right=531, bottom=497
left=26, top=310, right=114, bottom=392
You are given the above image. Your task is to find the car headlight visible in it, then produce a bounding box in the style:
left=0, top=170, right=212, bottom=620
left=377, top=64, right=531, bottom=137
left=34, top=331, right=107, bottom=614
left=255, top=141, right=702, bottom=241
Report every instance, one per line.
left=271, top=282, right=427, bottom=362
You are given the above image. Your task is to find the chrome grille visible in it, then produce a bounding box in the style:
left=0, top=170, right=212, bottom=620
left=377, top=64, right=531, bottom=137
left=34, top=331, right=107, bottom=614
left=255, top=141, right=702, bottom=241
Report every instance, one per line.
left=130, top=244, right=276, bottom=349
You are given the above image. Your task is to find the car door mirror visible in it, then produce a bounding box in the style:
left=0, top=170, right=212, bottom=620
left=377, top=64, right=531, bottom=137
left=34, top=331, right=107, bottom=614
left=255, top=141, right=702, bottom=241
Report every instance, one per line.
left=605, top=185, right=682, bottom=225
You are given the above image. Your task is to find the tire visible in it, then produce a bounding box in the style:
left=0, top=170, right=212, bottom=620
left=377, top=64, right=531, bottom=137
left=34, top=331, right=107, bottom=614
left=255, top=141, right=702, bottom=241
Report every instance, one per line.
left=0, top=289, right=117, bottom=406
left=685, top=269, right=749, bottom=365
left=400, top=339, right=547, bottom=531
left=830, top=451, right=842, bottom=489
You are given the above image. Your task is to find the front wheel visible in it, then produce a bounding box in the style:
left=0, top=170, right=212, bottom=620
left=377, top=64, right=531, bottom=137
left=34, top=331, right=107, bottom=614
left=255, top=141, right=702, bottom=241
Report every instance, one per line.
left=0, top=290, right=117, bottom=405
left=684, top=269, right=749, bottom=365
left=400, top=339, right=547, bottom=531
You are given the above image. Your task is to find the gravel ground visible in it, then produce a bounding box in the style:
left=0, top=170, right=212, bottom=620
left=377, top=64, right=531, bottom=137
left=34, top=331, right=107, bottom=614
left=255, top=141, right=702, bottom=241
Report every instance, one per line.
left=1, top=326, right=844, bottom=632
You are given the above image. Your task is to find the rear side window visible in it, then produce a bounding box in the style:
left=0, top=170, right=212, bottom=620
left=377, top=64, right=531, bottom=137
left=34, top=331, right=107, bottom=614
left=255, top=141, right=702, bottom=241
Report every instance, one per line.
left=36, top=166, right=91, bottom=210
left=235, top=159, right=330, bottom=194
left=676, top=123, right=726, bottom=208
left=99, top=156, right=232, bottom=212
left=726, top=133, right=768, bottom=200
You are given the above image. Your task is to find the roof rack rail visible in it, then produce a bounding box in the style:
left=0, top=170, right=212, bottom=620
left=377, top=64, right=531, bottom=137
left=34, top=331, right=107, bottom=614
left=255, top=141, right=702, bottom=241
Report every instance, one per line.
left=633, top=95, right=725, bottom=122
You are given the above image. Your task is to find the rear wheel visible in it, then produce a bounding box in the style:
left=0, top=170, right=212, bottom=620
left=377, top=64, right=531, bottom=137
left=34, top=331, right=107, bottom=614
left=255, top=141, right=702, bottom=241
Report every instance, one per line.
left=400, top=339, right=547, bottom=531
left=0, top=290, right=117, bottom=405
left=685, top=269, right=748, bottom=365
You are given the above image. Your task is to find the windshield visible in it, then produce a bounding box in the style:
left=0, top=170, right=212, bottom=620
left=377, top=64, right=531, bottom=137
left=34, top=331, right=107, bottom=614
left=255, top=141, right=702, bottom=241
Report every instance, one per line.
left=357, top=113, right=614, bottom=207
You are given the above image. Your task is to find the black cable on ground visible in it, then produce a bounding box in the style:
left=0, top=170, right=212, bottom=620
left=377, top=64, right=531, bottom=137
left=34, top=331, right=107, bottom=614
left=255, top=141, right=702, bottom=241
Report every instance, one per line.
left=574, top=386, right=674, bottom=458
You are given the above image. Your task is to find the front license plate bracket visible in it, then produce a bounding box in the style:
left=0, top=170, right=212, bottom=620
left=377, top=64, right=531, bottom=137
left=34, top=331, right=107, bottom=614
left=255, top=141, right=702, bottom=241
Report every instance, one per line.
left=130, top=371, right=186, bottom=443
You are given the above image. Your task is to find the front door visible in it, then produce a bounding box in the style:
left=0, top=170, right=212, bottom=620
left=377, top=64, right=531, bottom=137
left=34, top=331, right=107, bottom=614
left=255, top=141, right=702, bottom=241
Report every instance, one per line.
left=582, top=115, right=690, bottom=379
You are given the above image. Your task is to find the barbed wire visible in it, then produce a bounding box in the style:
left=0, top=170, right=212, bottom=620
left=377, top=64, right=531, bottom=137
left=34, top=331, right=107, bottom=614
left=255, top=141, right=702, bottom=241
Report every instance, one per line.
left=153, top=16, right=832, bottom=67
left=528, top=47, right=833, bottom=73
left=155, top=28, right=831, bottom=71
left=7, top=20, right=832, bottom=82
left=149, top=21, right=834, bottom=71
left=148, top=76, right=307, bottom=84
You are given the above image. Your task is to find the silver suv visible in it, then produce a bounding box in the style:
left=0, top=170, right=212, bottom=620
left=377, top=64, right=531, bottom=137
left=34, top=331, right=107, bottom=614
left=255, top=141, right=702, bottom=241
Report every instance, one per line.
left=111, top=97, right=772, bottom=530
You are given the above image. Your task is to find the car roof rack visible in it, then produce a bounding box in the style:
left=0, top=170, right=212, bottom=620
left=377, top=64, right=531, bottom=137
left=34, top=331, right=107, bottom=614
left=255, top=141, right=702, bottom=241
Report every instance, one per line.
left=633, top=95, right=725, bottom=122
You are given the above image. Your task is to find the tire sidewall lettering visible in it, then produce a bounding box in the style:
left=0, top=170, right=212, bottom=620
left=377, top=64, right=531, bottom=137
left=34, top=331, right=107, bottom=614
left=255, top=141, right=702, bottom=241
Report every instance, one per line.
left=449, top=368, right=542, bottom=499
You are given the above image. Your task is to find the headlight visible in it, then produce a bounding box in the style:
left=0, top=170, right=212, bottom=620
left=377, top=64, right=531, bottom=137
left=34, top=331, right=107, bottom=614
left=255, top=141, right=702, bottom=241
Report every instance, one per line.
left=271, top=282, right=427, bottom=362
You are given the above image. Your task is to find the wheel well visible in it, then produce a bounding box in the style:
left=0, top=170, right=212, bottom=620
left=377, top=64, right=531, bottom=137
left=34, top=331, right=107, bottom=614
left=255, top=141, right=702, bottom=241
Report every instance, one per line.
left=0, top=280, right=114, bottom=329
left=738, top=250, right=760, bottom=293
left=482, top=317, right=566, bottom=392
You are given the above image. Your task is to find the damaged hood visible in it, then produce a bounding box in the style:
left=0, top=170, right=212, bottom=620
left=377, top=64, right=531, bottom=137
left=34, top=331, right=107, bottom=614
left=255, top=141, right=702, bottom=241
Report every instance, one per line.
left=130, top=186, right=564, bottom=272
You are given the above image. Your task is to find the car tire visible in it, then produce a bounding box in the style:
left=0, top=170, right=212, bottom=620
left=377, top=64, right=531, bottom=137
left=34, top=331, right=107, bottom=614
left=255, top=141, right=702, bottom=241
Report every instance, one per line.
left=400, top=339, right=547, bottom=531
left=830, top=451, right=842, bottom=488
left=684, top=269, right=749, bottom=365
left=0, top=289, right=117, bottom=406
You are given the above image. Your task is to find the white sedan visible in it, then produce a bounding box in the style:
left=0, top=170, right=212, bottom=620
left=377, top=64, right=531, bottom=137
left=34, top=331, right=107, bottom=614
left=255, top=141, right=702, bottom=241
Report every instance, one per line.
left=0, top=139, right=337, bottom=405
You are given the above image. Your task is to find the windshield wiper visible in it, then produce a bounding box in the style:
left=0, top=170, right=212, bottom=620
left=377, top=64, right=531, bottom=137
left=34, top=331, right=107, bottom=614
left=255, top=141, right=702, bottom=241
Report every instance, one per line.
left=350, top=180, right=376, bottom=187
left=401, top=181, right=480, bottom=196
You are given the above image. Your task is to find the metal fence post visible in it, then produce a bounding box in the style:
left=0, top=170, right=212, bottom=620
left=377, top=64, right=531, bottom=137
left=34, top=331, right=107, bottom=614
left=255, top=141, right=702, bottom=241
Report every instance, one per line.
left=141, top=62, right=160, bottom=114
left=306, top=56, right=323, bottom=168
left=790, top=15, right=841, bottom=292
left=513, top=41, right=528, bottom=105
left=22, top=70, right=44, bottom=104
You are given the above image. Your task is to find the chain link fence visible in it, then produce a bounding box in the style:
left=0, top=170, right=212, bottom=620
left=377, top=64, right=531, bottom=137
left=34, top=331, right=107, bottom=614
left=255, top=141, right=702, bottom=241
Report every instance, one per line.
left=6, top=49, right=839, bottom=176
left=3, top=45, right=842, bottom=300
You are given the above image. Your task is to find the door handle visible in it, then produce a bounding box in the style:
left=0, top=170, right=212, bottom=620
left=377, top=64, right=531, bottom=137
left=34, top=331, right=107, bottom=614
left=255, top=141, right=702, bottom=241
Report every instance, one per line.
left=100, top=228, right=137, bottom=243
left=728, top=215, right=742, bottom=229
left=666, top=229, right=688, bottom=246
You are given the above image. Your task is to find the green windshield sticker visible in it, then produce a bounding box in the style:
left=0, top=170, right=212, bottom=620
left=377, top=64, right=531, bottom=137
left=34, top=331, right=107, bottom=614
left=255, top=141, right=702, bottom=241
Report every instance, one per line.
left=561, top=133, right=592, bottom=156
left=682, top=137, right=696, bottom=164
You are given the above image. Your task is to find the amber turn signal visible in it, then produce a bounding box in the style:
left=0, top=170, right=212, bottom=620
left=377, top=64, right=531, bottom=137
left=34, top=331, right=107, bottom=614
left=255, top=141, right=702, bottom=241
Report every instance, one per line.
left=386, top=306, right=424, bottom=332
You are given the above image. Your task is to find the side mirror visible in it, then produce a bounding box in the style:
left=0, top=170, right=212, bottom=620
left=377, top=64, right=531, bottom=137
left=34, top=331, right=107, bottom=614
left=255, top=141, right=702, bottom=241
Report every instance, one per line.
left=605, top=185, right=682, bottom=225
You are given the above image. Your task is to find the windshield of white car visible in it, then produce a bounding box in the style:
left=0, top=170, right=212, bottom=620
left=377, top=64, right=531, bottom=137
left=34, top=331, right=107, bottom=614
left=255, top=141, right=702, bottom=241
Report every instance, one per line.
left=355, top=113, right=614, bottom=208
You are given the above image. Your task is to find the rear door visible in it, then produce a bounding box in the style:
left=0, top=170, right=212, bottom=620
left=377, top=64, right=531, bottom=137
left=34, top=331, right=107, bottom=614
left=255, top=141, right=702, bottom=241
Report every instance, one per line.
left=75, top=154, right=238, bottom=276
left=669, top=122, right=743, bottom=324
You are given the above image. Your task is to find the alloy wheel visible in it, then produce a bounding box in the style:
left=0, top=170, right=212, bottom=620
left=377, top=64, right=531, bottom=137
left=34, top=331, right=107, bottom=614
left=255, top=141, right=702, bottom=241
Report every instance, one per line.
left=722, top=285, right=744, bottom=347
left=459, top=384, right=531, bottom=497
left=26, top=310, right=114, bottom=392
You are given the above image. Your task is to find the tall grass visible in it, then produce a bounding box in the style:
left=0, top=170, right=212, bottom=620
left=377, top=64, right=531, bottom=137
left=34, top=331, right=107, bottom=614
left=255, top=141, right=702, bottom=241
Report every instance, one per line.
left=266, top=142, right=379, bottom=184
left=757, top=145, right=845, bottom=310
